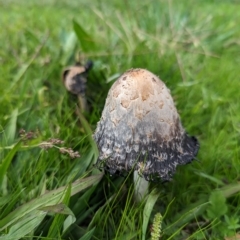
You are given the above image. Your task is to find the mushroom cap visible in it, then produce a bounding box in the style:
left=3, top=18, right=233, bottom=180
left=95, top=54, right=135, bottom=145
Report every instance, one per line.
left=93, top=68, right=199, bottom=181
left=62, top=61, right=93, bottom=95
left=62, top=65, right=88, bottom=95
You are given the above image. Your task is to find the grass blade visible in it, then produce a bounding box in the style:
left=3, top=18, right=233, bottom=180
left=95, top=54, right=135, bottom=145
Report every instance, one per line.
left=4, top=109, right=18, bottom=145
left=142, top=188, right=160, bottom=240
left=77, top=108, right=99, bottom=164
left=0, top=174, right=103, bottom=231
left=47, top=184, right=73, bottom=237
left=0, top=141, right=21, bottom=187
left=0, top=211, right=47, bottom=240
left=78, top=227, right=96, bottom=240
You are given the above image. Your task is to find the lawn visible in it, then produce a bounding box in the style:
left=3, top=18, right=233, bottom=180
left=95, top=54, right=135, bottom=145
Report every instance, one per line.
left=0, top=0, right=240, bottom=239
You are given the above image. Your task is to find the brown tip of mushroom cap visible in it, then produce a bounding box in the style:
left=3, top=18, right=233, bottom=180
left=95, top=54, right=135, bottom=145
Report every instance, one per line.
left=93, top=68, right=199, bottom=181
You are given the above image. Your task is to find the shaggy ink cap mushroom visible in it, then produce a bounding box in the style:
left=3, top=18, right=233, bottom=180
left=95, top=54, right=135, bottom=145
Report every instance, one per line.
left=62, top=60, right=93, bottom=95
left=93, top=68, right=199, bottom=181
left=62, top=60, right=93, bottom=111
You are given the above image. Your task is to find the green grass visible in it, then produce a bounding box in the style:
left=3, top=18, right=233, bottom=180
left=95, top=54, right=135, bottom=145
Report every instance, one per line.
left=0, top=0, right=240, bottom=239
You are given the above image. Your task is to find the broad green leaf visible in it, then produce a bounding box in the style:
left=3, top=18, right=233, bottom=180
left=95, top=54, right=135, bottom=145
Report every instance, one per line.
left=60, top=31, right=77, bottom=65
left=73, top=20, right=97, bottom=53
left=142, top=188, right=159, bottom=240
left=207, top=190, right=228, bottom=219
left=0, top=174, right=103, bottom=231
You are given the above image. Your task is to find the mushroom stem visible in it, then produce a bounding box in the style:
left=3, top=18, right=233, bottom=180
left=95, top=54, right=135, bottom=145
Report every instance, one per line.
left=77, top=94, right=88, bottom=113
left=133, top=170, right=149, bottom=202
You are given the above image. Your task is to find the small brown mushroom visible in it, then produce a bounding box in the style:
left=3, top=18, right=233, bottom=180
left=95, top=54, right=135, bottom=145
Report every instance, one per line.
left=62, top=60, right=93, bottom=112
left=93, top=68, right=199, bottom=182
